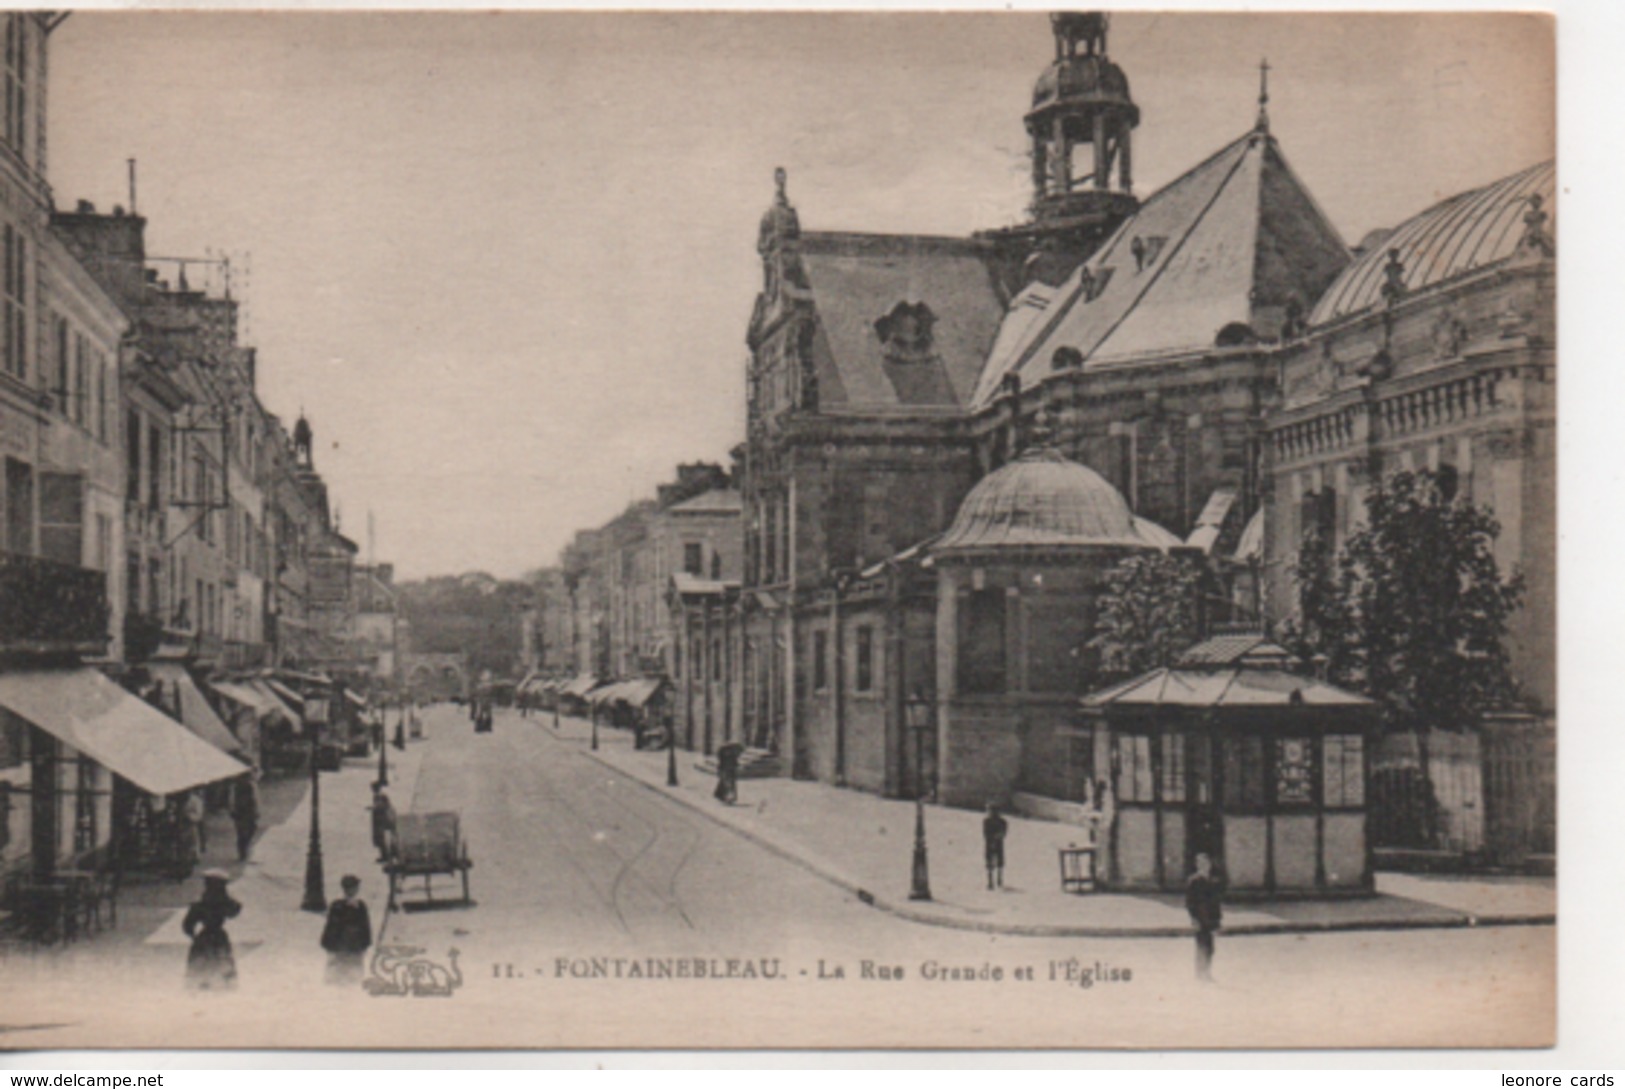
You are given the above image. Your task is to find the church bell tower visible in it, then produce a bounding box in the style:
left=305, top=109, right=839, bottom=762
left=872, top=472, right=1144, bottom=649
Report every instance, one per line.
left=1028, top=13, right=1139, bottom=225
left=986, top=13, right=1142, bottom=287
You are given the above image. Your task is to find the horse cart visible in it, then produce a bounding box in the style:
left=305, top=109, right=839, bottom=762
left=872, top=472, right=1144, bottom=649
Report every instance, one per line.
left=384, top=811, right=473, bottom=908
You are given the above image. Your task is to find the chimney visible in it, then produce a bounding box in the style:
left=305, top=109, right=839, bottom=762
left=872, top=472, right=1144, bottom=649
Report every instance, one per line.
left=75, top=199, right=95, bottom=215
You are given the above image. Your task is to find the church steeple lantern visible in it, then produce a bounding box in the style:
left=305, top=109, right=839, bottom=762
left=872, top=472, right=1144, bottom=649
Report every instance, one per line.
left=1025, top=13, right=1140, bottom=230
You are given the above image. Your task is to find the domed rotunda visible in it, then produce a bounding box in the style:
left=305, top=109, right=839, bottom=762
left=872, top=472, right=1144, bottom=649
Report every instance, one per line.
left=936, top=446, right=1176, bottom=555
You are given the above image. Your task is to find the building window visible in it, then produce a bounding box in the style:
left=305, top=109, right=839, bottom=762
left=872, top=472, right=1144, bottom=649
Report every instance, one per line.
left=1160, top=731, right=1187, bottom=803
left=1223, top=735, right=1266, bottom=809
left=1300, top=486, right=1336, bottom=546
left=3, top=16, right=26, bottom=160
left=125, top=410, right=142, bottom=505
left=763, top=501, right=778, bottom=583
left=126, top=552, right=141, bottom=615
left=1276, top=737, right=1316, bottom=807
left=683, top=542, right=703, bottom=576
left=1323, top=734, right=1365, bottom=808
left=51, top=315, right=67, bottom=408
left=854, top=626, right=874, bottom=692
left=73, top=334, right=88, bottom=426
left=2, top=222, right=26, bottom=380
left=5, top=456, right=32, bottom=554
left=1114, top=733, right=1154, bottom=803
left=710, top=551, right=722, bottom=580
left=147, top=423, right=162, bottom=512
left=74, top=755, right=97, bottom=855
left=812, top=629, right=828, bottom=691
left=691, top=634, right=703, bottom=680
left=957, top=587, right=1006, bottom=695
left=96, top=357, right=110, bottom=443
left=711, top=638, right=721, bottom=682
left=94, top=513, right=111, bottom=573
left=38, top=472, right=82, bottom=567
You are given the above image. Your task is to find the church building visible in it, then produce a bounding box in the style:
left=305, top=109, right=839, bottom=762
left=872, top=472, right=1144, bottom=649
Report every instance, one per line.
left=714, top=13, right=1554, bottom=873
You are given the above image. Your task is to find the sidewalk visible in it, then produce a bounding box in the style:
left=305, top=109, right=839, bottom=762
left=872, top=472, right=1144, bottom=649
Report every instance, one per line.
left=543, top=709, right=1556, bottom=939
left=22, top=728, right=428, bottom=978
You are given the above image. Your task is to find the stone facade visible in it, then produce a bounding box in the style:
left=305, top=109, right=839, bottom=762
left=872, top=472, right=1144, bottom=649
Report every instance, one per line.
left=707, top=13, right=1556, bottom=828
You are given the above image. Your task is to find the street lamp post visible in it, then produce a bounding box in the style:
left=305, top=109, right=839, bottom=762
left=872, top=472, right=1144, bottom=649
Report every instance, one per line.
left=376, top=709, right=390, bottom=787
left=666, top=710, right=679, bottom=787
left=905, top=687, right=933, bottom=902
left=300, top=709, right=326, bottom=913
left=591, top=703, right=599, bottom=751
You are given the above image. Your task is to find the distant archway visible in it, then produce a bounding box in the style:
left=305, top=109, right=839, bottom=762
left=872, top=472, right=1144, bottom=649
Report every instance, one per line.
left=400, top=653, right=469, bottom=702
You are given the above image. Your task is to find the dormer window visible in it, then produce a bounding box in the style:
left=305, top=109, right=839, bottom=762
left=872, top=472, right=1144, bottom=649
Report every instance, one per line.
left=874, top=301, right=937, bottom=363
left=1080, top=266, right=1113, bottom=301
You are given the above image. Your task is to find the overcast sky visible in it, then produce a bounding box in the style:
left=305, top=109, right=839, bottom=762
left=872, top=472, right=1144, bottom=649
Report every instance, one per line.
left=46, top=12, right=1553, bottom=580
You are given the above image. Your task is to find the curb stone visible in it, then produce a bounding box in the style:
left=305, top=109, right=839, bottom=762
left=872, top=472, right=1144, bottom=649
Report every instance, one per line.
left=558, top=721, right=1556, bottom=941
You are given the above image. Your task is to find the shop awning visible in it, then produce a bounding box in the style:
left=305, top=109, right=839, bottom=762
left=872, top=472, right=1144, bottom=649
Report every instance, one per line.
left=559, top=675, right=601, bottom=698
left=613, top=678, right=667, bottom=708
left=210, top=680, right=278, bottom=719
left=150, top=663, right=245, bottom=757
left=265, top=678, right=306, bottom=710
left=249, top=679, right=301, bottom=724
left=587, top=681, right=625, bottom=705
left=344, top=688, right=368, bottom=710
left=0, top=669, right=247, bottom=796
left=276, top=669, right=333, bottom=687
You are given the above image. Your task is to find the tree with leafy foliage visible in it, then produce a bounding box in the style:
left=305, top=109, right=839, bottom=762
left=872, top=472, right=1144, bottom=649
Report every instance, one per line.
left=1283, top=468, right=1525, bottom=736
left=1094, top=551, right=1207, bottom=681
left=397, top=573, right=537, bottom=679
left=1278, top=524, right=1360, bottom=686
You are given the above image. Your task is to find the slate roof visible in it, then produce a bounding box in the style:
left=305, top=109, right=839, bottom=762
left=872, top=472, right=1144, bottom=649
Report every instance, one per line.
left=797, top=232, right=1007, bottom=411
left=1309, top=160, right=1555, bottom=325
left=972, top=131, right=1349, bottom=408
left=666, top=488, right=742, bottom=516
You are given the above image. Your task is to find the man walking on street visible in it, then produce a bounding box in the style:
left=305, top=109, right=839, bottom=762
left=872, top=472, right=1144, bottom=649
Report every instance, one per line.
left=1186, top=851, right=1224, bottom=982
left=232, top=772, right=260, bottom=862
left=370, top=783, right=397, bottom=863
left=982, top=801, right=1008, bottom=890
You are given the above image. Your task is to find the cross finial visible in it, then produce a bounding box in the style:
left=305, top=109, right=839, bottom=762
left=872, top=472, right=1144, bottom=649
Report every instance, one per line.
left=774, top=166, right=788, bottom=204
left=1256, top=58, right=1271, bottom=134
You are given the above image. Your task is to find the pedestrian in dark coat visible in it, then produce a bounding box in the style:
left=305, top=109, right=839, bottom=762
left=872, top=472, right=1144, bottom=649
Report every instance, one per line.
left=182, top=870, right=241, bottom=991
left=1185, top=852, right=1224, bottom=982
left=320, top=874, right=374, bottom=986
left=714, top=742, right=742, bottom=804
left=232, top=773, right=260, bottom=862
left=982, top=802, right=1008, bottom=890
left=370, top=783, right=397, bottom=863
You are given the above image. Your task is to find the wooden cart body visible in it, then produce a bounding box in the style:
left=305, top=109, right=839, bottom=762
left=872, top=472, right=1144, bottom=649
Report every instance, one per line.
left=385, top=811, right=472, bottom=906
